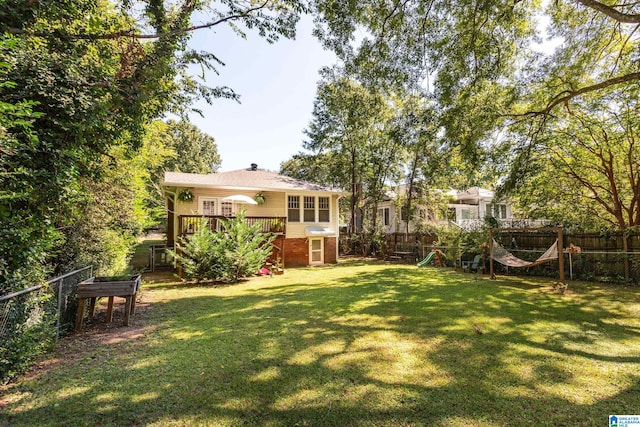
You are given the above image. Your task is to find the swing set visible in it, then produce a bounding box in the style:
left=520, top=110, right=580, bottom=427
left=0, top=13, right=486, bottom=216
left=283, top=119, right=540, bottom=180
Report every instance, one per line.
left=489, top=227, right=565, bottom=284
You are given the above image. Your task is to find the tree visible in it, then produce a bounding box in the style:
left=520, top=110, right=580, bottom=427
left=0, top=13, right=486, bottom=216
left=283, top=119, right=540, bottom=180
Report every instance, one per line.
left=171, top=213, right=275, bottom=283
left=0, top=0, right=306, bottom=279
left=280, top=151, right=344, bottom=188
left=302, top=71, right=403, bottom=239
left=311, top=0, right=640, bottom=192
left=155, top=120, right=221, bottom=175
left=0, top=0, right=306, bottom=379
left=510, top=86, right=640, bottom=232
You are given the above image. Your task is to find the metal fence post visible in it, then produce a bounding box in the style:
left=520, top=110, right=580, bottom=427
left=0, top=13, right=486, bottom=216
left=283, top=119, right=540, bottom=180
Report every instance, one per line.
left=56, top=278, right=63, bottom=340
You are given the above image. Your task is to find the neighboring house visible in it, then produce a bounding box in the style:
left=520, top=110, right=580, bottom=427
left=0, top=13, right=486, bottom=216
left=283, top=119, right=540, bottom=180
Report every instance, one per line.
left=448, top=187, right=512, bottom=230
left=161, top=164, right=348, bottom=267
left=377, top=186, right=538, bottom=233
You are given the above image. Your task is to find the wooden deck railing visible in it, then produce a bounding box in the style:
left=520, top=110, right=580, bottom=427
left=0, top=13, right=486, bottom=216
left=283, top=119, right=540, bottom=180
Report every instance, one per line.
left=178, top=215, right=286, bottom=236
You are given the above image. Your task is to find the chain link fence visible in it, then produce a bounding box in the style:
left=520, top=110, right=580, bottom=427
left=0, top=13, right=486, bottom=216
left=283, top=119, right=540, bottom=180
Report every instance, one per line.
left=1, top=266, right=92, bottom=380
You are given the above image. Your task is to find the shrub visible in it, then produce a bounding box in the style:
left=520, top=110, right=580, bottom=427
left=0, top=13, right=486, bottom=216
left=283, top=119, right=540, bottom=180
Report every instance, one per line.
left=171, top=219, right=220, bottom=283
left=218, top=212, right=276, bottom=282
left=172, top=213, right=275, bottom=283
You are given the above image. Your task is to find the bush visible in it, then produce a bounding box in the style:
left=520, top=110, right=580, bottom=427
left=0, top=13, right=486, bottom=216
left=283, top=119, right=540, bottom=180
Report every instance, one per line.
left=172, top=212, right=275, bottom=283
left=0, top=287, right=56, bottom=383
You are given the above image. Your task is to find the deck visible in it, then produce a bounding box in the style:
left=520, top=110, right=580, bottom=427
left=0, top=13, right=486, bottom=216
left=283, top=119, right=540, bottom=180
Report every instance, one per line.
left=178, top=215, right=287, bottom=237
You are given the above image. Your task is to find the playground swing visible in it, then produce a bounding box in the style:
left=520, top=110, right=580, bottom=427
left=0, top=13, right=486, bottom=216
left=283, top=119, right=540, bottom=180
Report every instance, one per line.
left=489, top=227, right=566, bottom=284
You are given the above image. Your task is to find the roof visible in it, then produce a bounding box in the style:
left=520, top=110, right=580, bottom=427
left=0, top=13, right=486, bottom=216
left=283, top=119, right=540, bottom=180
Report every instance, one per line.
left=384, top=185, right=482, bottom=200
left=455, top=187, right=495, bottom=201
left=162, top=169, right=348, bottom=194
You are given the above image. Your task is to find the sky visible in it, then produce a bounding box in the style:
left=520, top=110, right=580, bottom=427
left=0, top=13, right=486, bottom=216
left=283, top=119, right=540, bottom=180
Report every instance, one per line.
left=186, top=14, right=336, bottom=172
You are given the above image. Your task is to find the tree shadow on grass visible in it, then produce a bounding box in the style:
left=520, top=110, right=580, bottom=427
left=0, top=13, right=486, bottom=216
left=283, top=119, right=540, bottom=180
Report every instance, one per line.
left=4, top=264, right=640, bottom=426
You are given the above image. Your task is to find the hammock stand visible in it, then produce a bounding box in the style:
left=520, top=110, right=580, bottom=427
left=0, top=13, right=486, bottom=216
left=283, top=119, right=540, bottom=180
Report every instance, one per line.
left=489, top=227, right=565, bottom=283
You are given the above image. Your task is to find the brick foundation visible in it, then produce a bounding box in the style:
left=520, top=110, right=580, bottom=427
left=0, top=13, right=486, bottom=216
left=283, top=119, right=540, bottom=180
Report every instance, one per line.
left=324, top=237, right=337, bottom=264
left=283, top=238, right=308, bottom=267
left=280, top=237, right=338, bottom=267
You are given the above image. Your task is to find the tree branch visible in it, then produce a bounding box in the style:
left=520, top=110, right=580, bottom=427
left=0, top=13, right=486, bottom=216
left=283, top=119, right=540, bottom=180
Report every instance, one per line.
left=513, top=72, right=640, bottom=118
left=576, top=0, right=640, bottom=24
left=7, top=0, right=271, bottom=40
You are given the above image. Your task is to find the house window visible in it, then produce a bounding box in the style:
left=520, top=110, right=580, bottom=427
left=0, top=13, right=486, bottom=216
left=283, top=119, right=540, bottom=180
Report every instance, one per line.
left=200, top=198, right=217, bottom=215
left=304, top=196, right=315, bottom=222
left=400, top=206, right=408, bottom=222
left=221, top=201, right=234, bottom=217
left=318, top=197, right=330, bottom=222
left=288, top=196, right=300, bottom=222
left=490, top=203, right=508, bottom=219
left=378, top=207, right=390, bottom=226
left=461, top=208, right=475, bottom=220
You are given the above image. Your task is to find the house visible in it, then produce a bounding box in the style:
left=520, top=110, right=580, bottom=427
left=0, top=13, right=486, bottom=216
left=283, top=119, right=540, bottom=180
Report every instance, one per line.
left=377, top=186, right=521, bottom=233
left=161, top=164, right=348, bottom=267
left=448, top=187, right=512, bottom=229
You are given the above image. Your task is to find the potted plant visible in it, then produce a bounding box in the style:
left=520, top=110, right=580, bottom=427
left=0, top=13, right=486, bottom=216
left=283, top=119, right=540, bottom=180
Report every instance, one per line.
left=269, top=218, right=284, bottom=233
left=177, top=188, right=194, bottom=202
left=254, top=192, right=266, bottom=205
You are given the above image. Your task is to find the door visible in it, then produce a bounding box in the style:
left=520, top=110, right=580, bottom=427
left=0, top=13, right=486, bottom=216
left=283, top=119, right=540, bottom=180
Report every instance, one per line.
left=309, top=238, right=324, bottom=265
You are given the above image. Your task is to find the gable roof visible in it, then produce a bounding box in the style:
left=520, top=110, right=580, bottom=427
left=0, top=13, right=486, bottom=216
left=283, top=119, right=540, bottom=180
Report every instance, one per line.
left=162, top=169, right=347, bottom=194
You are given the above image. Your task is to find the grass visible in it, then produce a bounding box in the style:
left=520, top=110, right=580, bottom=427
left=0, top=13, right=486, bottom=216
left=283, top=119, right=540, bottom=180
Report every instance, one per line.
left=2, top=260, right=640, bottom=426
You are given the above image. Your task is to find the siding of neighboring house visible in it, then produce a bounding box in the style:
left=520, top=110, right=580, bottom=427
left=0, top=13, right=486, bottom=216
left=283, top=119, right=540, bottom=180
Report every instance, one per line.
left=377, top=187, right=518, bottom=233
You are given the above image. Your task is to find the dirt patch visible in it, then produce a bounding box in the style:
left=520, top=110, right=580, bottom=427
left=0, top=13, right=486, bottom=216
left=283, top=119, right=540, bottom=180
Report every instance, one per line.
left=1, top=289, right=158, bottom=393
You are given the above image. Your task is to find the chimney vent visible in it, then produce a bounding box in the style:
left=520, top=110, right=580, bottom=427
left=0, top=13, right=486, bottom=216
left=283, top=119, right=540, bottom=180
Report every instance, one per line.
left=250, top=163, right=258, bottom=171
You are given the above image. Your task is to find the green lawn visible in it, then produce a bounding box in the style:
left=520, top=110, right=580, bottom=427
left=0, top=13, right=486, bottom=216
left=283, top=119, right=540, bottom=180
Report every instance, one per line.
left=2, top=261, right=640, bottom=426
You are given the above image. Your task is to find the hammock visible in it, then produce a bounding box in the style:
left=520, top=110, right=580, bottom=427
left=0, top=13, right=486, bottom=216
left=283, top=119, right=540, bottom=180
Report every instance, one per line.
left=491, top=238, right=558, bottom=268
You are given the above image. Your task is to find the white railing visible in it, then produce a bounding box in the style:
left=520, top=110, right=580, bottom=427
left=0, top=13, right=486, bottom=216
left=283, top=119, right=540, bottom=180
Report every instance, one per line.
left=454, top=218, right=551, bottom=230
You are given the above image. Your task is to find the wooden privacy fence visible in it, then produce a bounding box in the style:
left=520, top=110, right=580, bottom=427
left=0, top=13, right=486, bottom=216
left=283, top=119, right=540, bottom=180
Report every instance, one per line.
left=342, top=231, right=640, bottom=283
left=491, top=230, right=640, bottom=283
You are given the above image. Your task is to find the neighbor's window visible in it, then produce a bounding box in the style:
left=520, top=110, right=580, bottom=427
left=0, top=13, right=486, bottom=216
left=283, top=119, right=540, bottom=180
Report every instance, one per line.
left=490, top=203, right=508, bottom=219
left=318, top=197, right=330, bottom=222
left=288, top=196, right=300, bottom=222
left=304, top=196, right=315, bottom=222
left=378, top=207, right=390, bottom=226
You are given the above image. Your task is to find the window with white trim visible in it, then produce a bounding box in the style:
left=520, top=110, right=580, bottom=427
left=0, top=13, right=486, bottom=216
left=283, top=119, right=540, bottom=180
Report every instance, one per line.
left=489, top=203, right=508, bottom=219
left=378, top=208, right=390, bottom=226
left=287, top=195, right=332, bottom=223
left=288, top=195, right=300, bottom=222
left=318, top=197, right=330, bottom=222
left=200, top=198, right=217, bottom=216
left=221, top=201, right=234, bottom=217
left=304, top=196, right=315, bottom=222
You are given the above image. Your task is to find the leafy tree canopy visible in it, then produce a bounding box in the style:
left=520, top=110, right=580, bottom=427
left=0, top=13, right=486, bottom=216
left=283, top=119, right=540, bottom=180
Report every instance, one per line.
left=311, top=0, right=640, bottom=157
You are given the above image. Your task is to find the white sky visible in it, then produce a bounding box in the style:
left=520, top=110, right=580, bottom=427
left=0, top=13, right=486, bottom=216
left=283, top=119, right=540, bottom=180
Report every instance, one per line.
left=186, top=14, right=336, bottom=172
